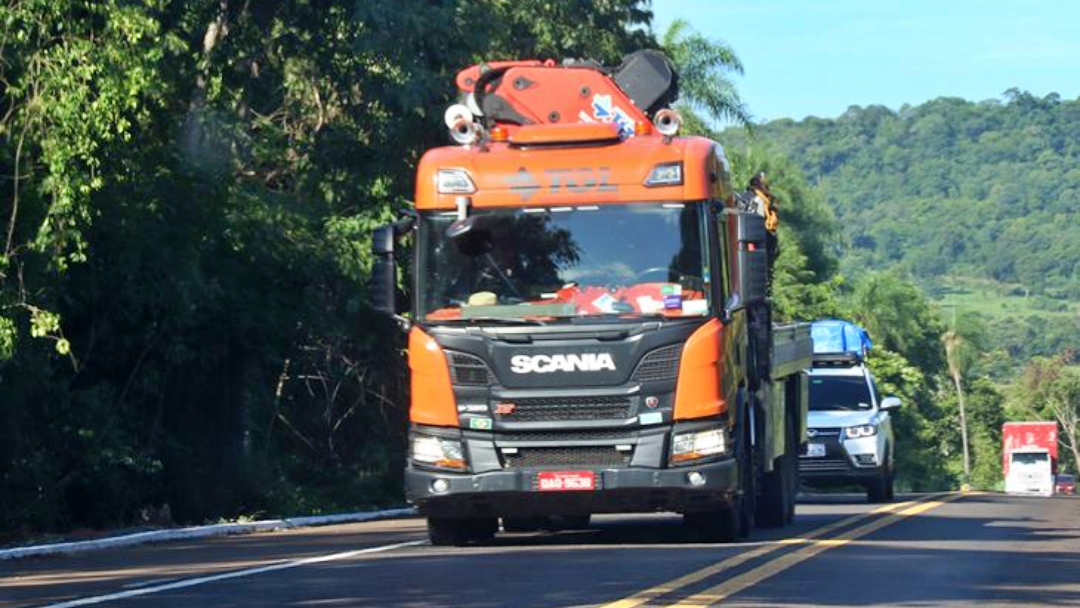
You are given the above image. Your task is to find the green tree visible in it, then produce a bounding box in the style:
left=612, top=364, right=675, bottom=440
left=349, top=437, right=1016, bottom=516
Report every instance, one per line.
left=849, top=272, right=946, bottom=373
left=1013, top=356, right=1080, bottom=474
left=660, top=19, right=750, bottom=130
left=942, top=311, right=989, bottom=484
left=0, top=0, right=658, bottom=536
left=866, top=348, right=952, bottom=490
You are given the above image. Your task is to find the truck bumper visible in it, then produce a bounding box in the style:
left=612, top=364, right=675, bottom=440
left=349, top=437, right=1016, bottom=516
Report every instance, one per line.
left=406, top=458, right=738, bottom=517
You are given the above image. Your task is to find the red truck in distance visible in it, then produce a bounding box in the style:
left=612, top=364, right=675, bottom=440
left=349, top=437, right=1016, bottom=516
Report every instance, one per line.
left=1003, top=421, right=1058, bottom=497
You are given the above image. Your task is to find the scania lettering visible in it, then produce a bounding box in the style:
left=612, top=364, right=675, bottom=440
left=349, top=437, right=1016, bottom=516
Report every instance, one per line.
left=510, top=353, right=617, bottom=374
left=369, top=51, right=812, bottom=546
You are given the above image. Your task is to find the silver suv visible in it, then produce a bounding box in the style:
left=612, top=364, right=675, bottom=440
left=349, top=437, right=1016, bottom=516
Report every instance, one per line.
left=800, top=364, right=901, bottom=502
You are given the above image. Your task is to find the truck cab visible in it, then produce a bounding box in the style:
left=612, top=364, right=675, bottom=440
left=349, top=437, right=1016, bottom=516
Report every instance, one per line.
left=800, top=320, right=900, bottom=502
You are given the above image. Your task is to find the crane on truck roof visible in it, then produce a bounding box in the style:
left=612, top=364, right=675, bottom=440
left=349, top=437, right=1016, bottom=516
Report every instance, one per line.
left=368, top=50, right=811, bottom=546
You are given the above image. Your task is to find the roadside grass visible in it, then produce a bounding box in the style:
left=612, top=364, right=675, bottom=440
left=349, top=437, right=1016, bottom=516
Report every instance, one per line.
left=932, top=275, right=1079, bottom=321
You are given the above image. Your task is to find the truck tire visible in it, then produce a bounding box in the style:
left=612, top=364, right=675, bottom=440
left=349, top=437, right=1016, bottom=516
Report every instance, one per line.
left=501, top=516, right=544, bottom=533
left=428, top=516, right=498, bottom=546
left=758, top=406, right=798, bottom=527
left=548, top=514, right=591, bottom=531
left=684, top=505, right=740, bottom=543
left=686, top=408, right=756, bottom=542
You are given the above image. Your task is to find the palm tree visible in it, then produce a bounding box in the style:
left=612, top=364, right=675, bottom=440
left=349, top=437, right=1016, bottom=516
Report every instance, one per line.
left=660, top=19, right=751, bottom=129
left=942, top=312, right=987, bottom=486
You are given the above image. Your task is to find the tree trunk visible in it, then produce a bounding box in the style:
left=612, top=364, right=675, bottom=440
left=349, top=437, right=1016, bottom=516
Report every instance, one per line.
left=952, top=370, right=972, bottom=482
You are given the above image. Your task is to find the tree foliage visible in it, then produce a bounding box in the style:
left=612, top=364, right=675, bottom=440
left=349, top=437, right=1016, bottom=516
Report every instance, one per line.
left=721, top=93, right=1080, bottom=368
left=1011, top=356, right=1080, bottom=475
left=0, top=0, right=655, bottom=537
left=660, top=19, right=750, bottom=129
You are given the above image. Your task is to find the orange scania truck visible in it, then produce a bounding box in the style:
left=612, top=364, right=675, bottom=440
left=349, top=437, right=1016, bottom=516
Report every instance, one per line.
left=370, top=51, right=811, bottom=545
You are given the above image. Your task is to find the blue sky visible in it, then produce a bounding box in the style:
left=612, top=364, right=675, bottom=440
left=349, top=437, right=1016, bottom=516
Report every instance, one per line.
left=652, top=0, right=1080, bottom=123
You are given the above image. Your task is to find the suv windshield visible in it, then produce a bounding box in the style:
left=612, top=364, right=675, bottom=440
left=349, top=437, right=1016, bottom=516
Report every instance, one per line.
left=417, top=203, right=710, bottom=322
left=809, top=376, right=873, bottom=412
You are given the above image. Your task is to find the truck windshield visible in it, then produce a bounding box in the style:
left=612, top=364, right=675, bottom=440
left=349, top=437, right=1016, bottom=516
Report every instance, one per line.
left=809, top=376, right=873, bottom=411
left=417, top=203, right=710, bottom=322
left=1012, top=453, right=1050, bottom=465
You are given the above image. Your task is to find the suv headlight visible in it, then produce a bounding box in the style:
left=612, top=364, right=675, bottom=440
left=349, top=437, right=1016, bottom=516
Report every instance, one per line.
left=844, top=424, right=878, bottom=439
left=411, top=434, right=466, bottom=471
left=671, top=427, right=729, bottom=464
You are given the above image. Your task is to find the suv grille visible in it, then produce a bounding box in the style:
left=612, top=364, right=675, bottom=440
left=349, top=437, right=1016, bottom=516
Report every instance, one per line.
left=503, top=446, right=631, bottom=469
left=445, top=351, right=494, bottom=386
left=798, top=458, right=850, bottom=472
left=807, top=427, right=842, bottom=438
left=497, top=396, right=633, bottom=422
left=631, top=344, right=683, bottom=382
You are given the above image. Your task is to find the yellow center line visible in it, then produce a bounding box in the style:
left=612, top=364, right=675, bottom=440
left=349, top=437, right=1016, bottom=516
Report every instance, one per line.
left=599, top=498, right=924, bottom=608
left=667, top=493, right=969, bottom=607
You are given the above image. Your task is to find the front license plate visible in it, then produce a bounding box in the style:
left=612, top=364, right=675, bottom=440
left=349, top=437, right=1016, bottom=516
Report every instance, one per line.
left=804, top=443, right=826, bottom=458
left=537, top=471, right=596, bottom=492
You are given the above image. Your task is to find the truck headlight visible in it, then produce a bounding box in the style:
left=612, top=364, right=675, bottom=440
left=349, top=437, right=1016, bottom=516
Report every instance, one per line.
left=411, top=435, right=467, bottom=471
left=844, top=424, right=877, bottom=439
left=671, top=427, right=728, bottom=464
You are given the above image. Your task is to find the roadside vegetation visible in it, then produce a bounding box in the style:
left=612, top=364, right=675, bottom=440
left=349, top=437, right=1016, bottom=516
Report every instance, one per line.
left=1, top=1, right=1075, bottom=541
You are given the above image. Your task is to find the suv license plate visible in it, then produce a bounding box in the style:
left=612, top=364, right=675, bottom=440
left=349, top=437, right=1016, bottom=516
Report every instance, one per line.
left=804, top=443, right=826, bottom=458
left=537, top=471, right=595, bottom=491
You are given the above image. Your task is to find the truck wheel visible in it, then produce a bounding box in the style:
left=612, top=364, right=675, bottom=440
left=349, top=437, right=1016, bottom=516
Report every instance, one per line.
left=428, top=516, right=498, bottom=546
left=684, top=506, right=739, bottom=543
left=502, top=516, right=544, bottom=533
left=548, top=514, right=591, bottom=530
left=688, top=411, right=756, bottom=542
left=758, top=407, right=798, bottom=527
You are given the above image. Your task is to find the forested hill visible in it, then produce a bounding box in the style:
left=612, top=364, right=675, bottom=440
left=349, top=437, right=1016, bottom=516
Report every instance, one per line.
left=720, top=91, right=1080, bottom=366
left=724, top=90, right=1080, bottom=299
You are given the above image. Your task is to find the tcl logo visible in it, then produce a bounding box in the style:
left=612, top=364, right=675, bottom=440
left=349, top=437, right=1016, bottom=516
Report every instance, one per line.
left=509, top=353, right=617, bottom=374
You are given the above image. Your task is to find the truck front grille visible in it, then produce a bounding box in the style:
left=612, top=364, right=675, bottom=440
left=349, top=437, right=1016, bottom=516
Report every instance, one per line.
left=498, top=396, right=633, bottom=422
left=496, top=430, right=637, bottom=444
left=502, top=446, right=631, bottom=469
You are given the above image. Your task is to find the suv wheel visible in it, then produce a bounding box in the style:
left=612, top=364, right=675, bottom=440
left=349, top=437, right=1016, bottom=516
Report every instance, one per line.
left=867, top=461, right=893, bottom=504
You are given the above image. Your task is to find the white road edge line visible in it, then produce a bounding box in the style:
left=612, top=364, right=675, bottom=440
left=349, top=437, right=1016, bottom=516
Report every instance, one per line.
left=0, top=508, right=417, bottom=561
left=38, top=539, right=427, bottom=608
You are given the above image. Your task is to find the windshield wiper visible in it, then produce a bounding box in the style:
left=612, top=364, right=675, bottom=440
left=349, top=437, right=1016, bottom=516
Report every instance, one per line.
left=438, top=316, right=547, bottom=326
left=567, top=312, right=669, bottom=323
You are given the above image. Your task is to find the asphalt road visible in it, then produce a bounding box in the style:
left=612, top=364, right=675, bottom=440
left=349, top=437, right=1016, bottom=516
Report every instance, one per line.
left=3, top=493, right=1079, bottom=607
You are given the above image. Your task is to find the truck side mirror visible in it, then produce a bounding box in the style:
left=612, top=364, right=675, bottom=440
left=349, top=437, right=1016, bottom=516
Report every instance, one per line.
left=369, top=225, right=397, bottom=316
left=735, top=213, right=768, bottom=306
left=880, top=396, right=902, bottom=411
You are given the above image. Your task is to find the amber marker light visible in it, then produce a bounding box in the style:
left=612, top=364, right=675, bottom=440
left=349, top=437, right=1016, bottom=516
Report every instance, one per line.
left=634, top=121, right=652, bottom=136
left=489, top=125, right=509, bottom=142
